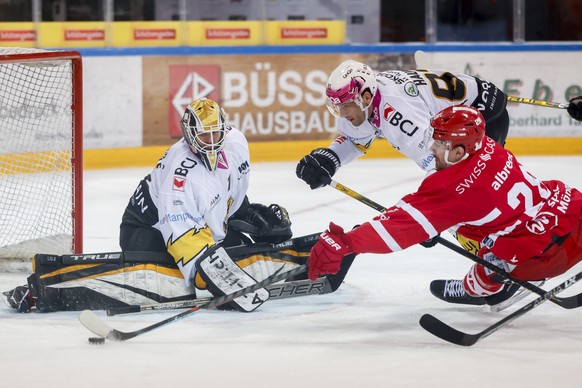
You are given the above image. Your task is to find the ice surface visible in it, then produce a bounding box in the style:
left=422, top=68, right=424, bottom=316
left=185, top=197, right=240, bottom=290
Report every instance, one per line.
left=1, top=157, right=582, bottom=387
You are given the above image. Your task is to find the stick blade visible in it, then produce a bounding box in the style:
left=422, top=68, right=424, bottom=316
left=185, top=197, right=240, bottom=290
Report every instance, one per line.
left=79, top=310, right=112, bottom=337
left=79, top=310, right=136, bottom=342
left=419, top=314, right=479, bottom=347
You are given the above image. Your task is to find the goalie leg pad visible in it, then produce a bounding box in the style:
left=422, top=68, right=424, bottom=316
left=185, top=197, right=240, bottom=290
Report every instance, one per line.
left=29, top=252, right=196, bottom=312
left=196, top=246, right=270, bottom=312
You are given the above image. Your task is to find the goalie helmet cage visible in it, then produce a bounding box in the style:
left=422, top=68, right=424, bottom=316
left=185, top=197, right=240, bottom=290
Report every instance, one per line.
left=0, top=48, right=83, bottom=267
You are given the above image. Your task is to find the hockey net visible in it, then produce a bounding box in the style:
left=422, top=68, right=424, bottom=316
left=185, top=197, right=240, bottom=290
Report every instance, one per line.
left=0, top=48, right=83, bottom=270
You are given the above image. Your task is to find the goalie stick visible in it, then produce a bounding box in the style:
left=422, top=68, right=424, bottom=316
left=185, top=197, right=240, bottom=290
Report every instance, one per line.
left=79, top=263, right=307, bottom=342
left=106, top=253, right=355, bottom=316
left=326, top=178, right=582, bottom=310
left=106, top=276, right=331, bottom=315
left=419, top=269, right=582, bottom=346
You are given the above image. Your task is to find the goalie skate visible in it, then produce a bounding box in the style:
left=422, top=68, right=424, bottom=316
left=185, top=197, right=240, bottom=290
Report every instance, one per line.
left=2, top=285, right=35, bottom=313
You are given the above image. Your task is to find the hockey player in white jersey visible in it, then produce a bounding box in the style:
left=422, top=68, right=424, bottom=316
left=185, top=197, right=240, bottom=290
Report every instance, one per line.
left=296, top=59, right=510, bottom=189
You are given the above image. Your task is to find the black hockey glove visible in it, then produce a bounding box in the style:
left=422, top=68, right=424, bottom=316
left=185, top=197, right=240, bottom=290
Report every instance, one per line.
left=296, top=148, right=341, bottom=189
left=228, top=203, right=292, bottom=244
left=567, top=96, right=582, bottom=121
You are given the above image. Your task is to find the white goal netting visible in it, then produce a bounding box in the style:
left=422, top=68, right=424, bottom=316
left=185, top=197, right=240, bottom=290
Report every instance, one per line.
left=0, top=47, right=82, bottom=270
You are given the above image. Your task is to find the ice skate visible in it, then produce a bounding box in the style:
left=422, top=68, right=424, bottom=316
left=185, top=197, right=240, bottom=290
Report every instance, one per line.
left=2, top=285, right=34, bottom=313
left=430, top=279, right=487, bottom=305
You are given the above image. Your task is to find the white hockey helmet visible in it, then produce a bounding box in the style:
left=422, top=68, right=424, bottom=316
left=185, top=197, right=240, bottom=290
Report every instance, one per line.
left=326, top=60, right=377, bottom=117
left=180, top=98, right=228, bottom=171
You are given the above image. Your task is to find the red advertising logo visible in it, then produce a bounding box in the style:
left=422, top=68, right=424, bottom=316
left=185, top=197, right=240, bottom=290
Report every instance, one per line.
left=383, top=103, right=395, bottom=120
left=173, top=177, right=186, bottom=191
left=0, top=30, right=36, bottom=41
left=281, top=28, right=327, bottom=39
left=64, top=29, right=105, bottom=41
left=168, top=65, right=221, bottom=137
left=134, top=29, right=176, bottom=40
left=205, top=28, right=250, bottom=40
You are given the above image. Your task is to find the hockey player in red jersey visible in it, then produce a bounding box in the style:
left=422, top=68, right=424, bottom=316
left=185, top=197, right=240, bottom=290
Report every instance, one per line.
left=307, top=105, right=582, bottom=306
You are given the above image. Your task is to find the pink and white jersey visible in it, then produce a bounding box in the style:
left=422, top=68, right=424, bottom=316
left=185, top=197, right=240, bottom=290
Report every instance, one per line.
left=347, top=137, right=582, bottom=265
left=330, top=70, right=481, bottom=172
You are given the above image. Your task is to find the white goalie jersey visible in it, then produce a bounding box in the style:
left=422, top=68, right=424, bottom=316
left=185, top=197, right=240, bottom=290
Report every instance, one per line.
left=329, top=69, right=481, bottom=172
left=147, top=127, right=251, bottom=286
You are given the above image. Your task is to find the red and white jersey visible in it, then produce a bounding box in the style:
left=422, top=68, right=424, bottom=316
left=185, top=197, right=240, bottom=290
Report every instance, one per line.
left=330, top=70, right=481, bottom=172
left=348, top=137, right=582, bottom=265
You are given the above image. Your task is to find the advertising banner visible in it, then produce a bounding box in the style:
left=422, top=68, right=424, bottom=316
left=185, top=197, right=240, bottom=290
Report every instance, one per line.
left=429, top=52, right=582, bottom=137
left=0, top=23, right=36, bottom=48
left=111, top=21, right=183, bottom=47
left=82, top=50, right=581, bottom=155
left=144, top=53, right=377, bottom=145
left=264, top=21, right=345, bottom=45
left=143, top=52, right=416, bottom=146
left=192, top=21, right=263, bottom=46
left=38, top=22, right=106, bottom=48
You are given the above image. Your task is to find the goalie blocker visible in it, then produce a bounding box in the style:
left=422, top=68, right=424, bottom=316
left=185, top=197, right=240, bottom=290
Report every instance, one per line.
left=10, top=233, right=354, bottom=313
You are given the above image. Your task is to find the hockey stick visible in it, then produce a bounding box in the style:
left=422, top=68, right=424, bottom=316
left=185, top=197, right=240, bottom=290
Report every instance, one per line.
left=107, top=276, right=332, bottom=316
left=79, top=263, right=307, bottom=342
left=433, top=236, right=582, bottom=309
left=106, top=247, right=357, bottom=316
left=506, top=96, right=569, bottom=110
left=419, top=269, right=582, bottom=346
left=326, top=179, right=582, bottom=309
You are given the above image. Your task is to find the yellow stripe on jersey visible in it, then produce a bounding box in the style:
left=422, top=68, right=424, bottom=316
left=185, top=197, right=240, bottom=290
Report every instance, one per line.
left=167, top=227, right=215, bottom=267
left=455, top=233, right=481, bottom=255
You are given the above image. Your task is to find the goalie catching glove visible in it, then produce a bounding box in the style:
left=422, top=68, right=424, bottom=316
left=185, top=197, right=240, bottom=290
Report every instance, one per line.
left=308, top=223, right=353, bottom=281
left=296, top=148, right=340, bottom=189
left=196, top=245, right=270, bottom=312
left=228, top=202, right=292, bottom=244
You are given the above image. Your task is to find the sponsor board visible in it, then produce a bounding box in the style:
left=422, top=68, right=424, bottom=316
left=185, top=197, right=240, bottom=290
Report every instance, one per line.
left=0, top=30, right=36, bottom=42
left=150, top=55, right=347, bottom=144
left=430, top=51, right=582, bottom=137
left=168, top=65, right=222, bottom=137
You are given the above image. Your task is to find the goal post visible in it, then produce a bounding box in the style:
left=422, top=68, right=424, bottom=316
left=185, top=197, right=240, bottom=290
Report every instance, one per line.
left=0, top=48, right=83, bottom=267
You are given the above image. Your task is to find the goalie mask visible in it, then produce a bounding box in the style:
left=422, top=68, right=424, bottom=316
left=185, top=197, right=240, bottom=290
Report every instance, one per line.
left=326, top=60, right=377, bottom=118
left=181, top=98, right=228, bottom=171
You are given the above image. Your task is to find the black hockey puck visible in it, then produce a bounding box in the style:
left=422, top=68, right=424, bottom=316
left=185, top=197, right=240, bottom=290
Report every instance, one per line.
left=88, top=337, right=106, bottom=345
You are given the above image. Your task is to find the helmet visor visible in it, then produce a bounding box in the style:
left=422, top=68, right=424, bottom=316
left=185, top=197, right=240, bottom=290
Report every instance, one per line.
left=424, top=126, right=451, bottom=153
left=326, top=78, right=363, bottom=118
